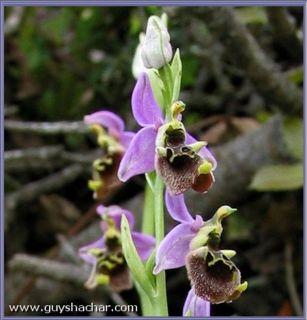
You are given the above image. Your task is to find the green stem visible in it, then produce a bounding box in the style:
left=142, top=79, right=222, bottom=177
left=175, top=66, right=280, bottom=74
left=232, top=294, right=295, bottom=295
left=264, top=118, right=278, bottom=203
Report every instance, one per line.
left=134, top=280, right=153, bottom=316
left=139, top=182, right=155, bottom=315
left=142, top=183, right=155, bottom=235
left=152, top=175, right=168, bottom=315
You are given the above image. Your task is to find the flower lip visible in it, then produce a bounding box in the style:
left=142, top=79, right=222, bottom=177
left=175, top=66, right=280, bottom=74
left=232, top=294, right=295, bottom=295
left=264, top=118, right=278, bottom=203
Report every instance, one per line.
left=186, top=246, right=247, bottom=304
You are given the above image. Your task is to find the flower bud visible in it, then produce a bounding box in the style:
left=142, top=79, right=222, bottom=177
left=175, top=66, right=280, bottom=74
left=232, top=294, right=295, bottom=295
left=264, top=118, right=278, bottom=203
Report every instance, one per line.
left=132, top=33, right=147, bottom=79
left=141, top=16, right=173, bottom=69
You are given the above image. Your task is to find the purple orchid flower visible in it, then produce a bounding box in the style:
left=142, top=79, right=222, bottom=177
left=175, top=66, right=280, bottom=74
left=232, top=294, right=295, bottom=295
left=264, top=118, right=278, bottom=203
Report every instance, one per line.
left=153, top=192, right=204, bottom=274
left=154, top=193, right=247, bottom=305
left=84, top=110, right=135, bottom=149
left=79, top=204, right=155, bottom=292
left=84, top=110, right=135, bottom=199
left=183, top=287, right=210, bottom=317
left=118, top=73, right=217, bottom=195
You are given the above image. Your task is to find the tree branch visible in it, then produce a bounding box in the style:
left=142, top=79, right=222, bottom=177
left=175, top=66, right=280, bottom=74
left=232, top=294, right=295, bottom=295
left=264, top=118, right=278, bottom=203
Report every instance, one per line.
left=4, top=147, right=99, bottom=171
left=193, top=7, right=302, bottom=114
left=5, top=164, right=85, bottom=228
left=4, top=120, right=87, bottom=134
left=266, top=7, right=302, bottom=62
left=9, top=254, right=87, bottom=286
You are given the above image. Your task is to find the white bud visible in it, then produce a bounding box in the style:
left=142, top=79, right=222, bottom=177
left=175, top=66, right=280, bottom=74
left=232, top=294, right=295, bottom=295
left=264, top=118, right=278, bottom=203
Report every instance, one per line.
left=141, top=15, right=173, bottom=69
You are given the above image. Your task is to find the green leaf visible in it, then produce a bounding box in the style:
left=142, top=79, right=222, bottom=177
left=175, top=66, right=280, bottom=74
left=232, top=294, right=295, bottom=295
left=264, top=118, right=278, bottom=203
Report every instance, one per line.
left=249, top=164, right=303, bottom=191
left=145, top=249, right=156, bottom=285
left=121, top=216, right=155, bottom=297
left=287, top=66, right=303, bottom=85
left=283, top=117, right=303, bottom=160
left=148, top=69, right=165, bottom=110
left=170, top=49, right=182, bottom=102
left=145, top=171, right=156, bottom=191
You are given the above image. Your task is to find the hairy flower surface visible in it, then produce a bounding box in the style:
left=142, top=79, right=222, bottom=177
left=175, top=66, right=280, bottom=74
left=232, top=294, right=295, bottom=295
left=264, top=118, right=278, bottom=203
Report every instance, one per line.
left=154, top=193, right=247, bottom=304
left=79, top=205, right=155, bottom=291
left=84, top=111, right=134, bottom=199
left=118, top=73, right=216, bottom=195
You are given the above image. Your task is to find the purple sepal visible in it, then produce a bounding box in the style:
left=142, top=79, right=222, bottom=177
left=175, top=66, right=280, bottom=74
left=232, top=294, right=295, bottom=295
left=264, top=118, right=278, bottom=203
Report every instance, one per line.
left=78, top=237, right=105, bottom=265
left=153, top=223, right=199, bottom=274
left=97, top=205, right=135, bottom=230
left=132, top=73, right=163, bottom=127
left=186, top=133, right=217, bottom=170
left=118, top=126, right=156, bottom=182
left=183, top=287, right=210, bottom=317
left=165, top=191, right=194, bottom=223
left=84, top=110, right=125, bottom=137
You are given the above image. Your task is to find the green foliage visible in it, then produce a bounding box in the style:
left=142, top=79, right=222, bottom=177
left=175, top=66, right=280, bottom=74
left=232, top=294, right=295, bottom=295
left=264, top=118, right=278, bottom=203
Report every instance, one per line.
left=170, top=49, right=182, bottom=102
left=283, top=117, right=303, bottom=160
left=225, top=214, right=252, bottom=241
left=181, top=55, right=200, bottom=88
left=249, top=163, right=303, bottom=191
left=287, top=66, right=303, bottom=85
left=236, top=7, right=267, bottom=25
left=120, top=215, right=155, bottom=298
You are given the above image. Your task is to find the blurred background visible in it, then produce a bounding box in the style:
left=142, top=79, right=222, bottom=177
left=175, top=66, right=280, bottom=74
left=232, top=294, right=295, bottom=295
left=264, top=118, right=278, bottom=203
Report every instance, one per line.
left=4, top=6, right=303, bottom=316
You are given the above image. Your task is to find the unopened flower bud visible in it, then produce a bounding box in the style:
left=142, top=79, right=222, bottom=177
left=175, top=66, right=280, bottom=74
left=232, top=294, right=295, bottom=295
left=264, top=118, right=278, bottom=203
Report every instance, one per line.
left=132, top=33, right=147, bottom=79
left=141, top=16, right=173, bottom=69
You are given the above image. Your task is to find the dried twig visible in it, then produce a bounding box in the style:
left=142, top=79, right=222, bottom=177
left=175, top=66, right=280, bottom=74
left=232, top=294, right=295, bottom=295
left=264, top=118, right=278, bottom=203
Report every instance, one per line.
left=4, top=146, right=64, bottom=171
left=4, top=146, right=99, bottom=171
left=4, top=120, right=87, bottom=135
left=9, top=254, right=87, bottom=286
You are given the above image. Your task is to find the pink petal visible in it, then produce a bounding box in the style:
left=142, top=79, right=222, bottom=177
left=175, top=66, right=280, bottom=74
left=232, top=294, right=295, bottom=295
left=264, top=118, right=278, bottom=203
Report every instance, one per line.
left=97, top=205, right=135, bottom=230
left=118, top=126, right=156, bottom=182
left=120, top=131, right=135, bottom=150
left=153, top=223, right=198, bottom=274
left=183, top=287, right=211, bottom=316
left=78, top=237, right=105, bottom=265
left=165, top=191, right=194, bottom=223
left=84, top=110, right=125, bottom=137
left=132, top=73, right=163, bottom=127
left=186, top=133, right=217, bottom=170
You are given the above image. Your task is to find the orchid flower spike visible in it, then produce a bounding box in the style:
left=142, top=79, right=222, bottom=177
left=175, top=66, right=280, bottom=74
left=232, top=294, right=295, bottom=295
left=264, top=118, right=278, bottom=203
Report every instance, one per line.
left=154, top=193, right=247, bottom=304
left=118, top=73, right=216, bottom=195
left=84, top=111, right=135, bottom=199
left=79, top=205, right=155, bottom=292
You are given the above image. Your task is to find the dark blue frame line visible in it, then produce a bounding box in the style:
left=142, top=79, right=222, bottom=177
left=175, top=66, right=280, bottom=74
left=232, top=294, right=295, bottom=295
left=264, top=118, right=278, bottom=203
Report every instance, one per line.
left=0, top=1, right=305, bottom=319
